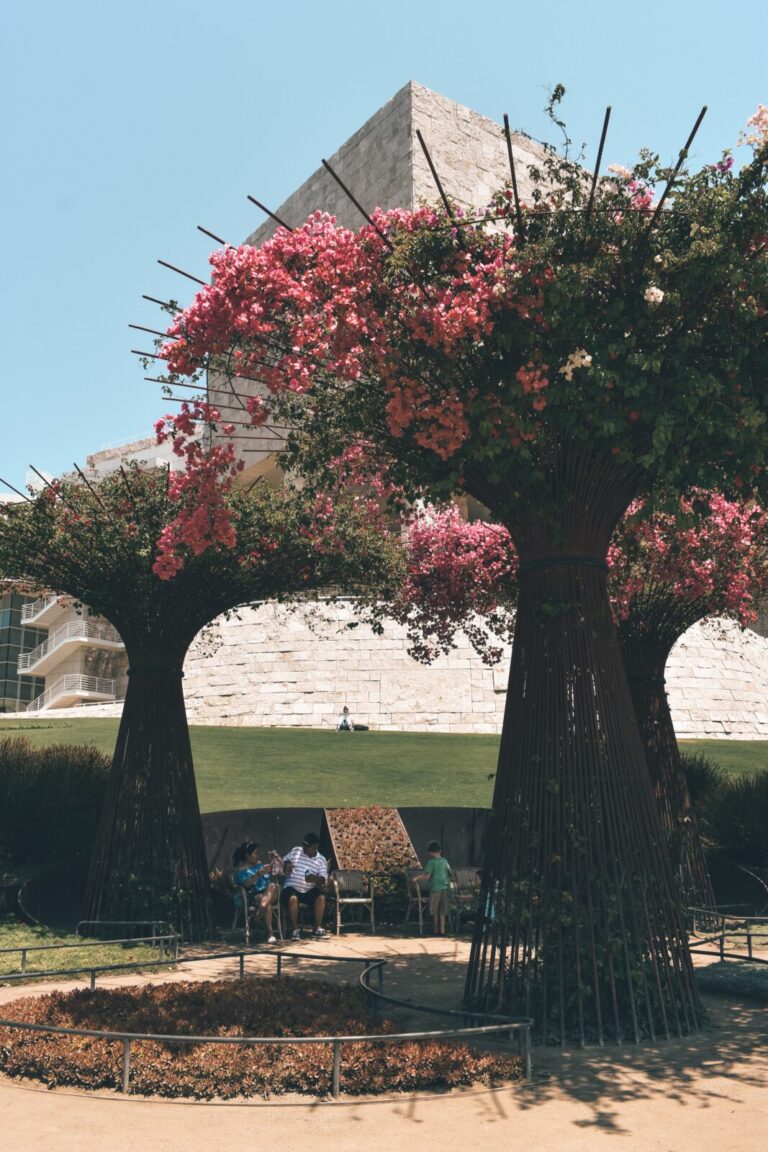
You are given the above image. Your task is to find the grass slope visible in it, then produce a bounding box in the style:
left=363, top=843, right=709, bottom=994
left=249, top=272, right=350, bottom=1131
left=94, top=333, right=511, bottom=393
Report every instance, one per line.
left=1, top=718, right=765, bottom=811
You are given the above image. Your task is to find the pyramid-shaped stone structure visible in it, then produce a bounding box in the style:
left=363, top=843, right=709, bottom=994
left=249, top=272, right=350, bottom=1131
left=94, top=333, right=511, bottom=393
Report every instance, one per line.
left=246, top=80, right=548, bottom=246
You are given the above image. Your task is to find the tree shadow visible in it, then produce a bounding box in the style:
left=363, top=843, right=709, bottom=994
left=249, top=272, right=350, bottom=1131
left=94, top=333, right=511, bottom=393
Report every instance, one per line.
left=289, top=936, right=768, bottom=1134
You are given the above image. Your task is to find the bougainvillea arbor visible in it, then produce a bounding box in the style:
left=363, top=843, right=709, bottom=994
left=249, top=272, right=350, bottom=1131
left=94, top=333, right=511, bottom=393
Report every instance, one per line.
left=397, top=497, right=768, bottom=909
left=610, top=492, right=768, bottom=906
left=156, top=98, right=768, bottom=1039
left=0, top=461, right=398, bottom=937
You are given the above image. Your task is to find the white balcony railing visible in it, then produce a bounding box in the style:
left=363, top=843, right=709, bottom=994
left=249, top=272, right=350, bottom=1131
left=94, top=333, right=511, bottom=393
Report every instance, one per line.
left=21, top=594, right=63, bottom=622
left=17, top=620, right=123, bottom=672
left=25, top=674, right=117, bottom=713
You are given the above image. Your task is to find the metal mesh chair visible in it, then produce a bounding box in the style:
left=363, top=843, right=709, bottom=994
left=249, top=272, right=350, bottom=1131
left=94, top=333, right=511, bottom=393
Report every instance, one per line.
left=331, top=870, right=376, bottom=935
left=403, top=867, right=429, bottom=934
left=451, top=867, right=482, bottom=933
left=231, top=881, right=282, bottom=944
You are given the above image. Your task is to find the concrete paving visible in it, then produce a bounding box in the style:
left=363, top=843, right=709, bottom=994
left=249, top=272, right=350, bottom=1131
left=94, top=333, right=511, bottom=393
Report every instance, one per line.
left=1, top=933, right=766, bottom=1152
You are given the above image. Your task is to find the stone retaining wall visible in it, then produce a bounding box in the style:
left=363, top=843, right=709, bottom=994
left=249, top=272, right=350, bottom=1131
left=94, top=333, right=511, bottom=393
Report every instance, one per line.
left=13, top=606, right=767, bottom=740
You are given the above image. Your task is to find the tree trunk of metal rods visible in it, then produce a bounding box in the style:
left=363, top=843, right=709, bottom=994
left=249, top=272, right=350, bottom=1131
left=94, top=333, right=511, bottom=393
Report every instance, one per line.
left=82, top=642, right=211, bottom=940
left=621, top=640, right=716, bottom=912
left=463, top=456, right=700, bottom=1044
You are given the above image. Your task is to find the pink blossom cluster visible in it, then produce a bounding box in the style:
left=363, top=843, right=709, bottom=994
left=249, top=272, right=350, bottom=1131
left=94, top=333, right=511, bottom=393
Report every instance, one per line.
left=161, top=206, right=554, bottom=468
left=154, top=400, right=243, bottom=579
left=608, top=491, right=768, bottom=625
left=395, top=504, right=518, bottom=662
left=743, top=105, right=768, bottom=148
left=162, top=212, right=387, bottom=395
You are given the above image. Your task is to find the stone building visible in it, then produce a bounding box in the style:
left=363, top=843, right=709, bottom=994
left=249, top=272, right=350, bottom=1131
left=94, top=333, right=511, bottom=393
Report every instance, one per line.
left=5, top=83, right=768, bottom=737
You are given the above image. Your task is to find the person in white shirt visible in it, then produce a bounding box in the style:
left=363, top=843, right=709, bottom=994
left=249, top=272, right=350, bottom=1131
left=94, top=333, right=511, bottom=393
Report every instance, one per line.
left=281, top=832, right=329, bottom=940
left=337, top=706, right=354, bottom=731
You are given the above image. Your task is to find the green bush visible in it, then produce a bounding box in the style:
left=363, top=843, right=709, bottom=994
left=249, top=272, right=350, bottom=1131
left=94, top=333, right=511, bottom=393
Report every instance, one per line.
left=680, top=751, right=728, bottom=811
left=0, top=737, right=110, bottom=865
left=704, top=768, right=768, bottom=868
left=682, top=752, right=768, bottom=867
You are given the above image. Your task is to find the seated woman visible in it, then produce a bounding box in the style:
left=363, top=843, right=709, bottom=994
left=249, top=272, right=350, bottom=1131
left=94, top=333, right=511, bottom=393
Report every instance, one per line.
left=232, top=840, right=279, bottom=944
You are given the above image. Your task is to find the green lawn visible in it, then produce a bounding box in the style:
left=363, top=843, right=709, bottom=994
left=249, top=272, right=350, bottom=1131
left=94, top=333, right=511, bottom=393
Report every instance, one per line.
left=0, top=917, right=167, bottom=980
left=1, top=718, right=765, bottom=811
left=678, top=739, right=768, bottom=779
left=0, top=718, right=500, bottom=810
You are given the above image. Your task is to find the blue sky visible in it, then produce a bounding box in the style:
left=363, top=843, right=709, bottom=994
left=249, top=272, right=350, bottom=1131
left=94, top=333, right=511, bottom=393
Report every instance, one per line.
left=2, top=0, right=765, bottom=491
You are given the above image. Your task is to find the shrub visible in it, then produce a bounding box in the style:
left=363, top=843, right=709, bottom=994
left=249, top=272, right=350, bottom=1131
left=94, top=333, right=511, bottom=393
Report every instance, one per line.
left=704, top=769, right=768, bottom=868
left=682, top=752, right=768, bottom=867
left=0, top=975, right=521, bottom=1098
left=680, top=752, right=728, bottom=812
left=0, top=737, right=110, bottom=865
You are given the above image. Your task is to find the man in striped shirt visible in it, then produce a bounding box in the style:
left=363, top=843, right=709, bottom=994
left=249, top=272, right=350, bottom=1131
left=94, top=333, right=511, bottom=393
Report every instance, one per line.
left=281, top=832, right=329, bottom=940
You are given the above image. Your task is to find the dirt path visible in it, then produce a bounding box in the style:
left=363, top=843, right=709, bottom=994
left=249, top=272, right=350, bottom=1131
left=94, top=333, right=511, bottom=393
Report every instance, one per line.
left=1, top=934, right=766, bottom=1152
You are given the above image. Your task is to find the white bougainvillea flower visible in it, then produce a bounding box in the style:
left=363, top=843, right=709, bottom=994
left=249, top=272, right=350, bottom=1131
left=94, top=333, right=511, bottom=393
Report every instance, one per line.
left=644, top=286, right=665, bottom=306
left=558, top=348, right=593, bottom=381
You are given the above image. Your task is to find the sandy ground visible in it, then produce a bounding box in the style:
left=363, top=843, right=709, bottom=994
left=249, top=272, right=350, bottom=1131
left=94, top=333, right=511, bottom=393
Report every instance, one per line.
left=0, top=933, right=766, bottom=1152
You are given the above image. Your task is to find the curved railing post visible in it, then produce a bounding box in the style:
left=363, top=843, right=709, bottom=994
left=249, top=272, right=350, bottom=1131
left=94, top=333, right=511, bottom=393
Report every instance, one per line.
left=332, top=1040, right=341, bottom=1098
left=121, top=1038, right=131, bottom=1093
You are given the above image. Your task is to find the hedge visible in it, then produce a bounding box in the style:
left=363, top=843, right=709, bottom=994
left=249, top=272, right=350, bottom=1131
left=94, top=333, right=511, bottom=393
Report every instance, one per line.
left=0, top=737, right=110, bottom=865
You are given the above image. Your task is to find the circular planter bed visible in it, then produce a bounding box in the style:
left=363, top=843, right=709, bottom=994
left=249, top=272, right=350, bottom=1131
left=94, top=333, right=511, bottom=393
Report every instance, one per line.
left=0, top=975, right=521, bottom=1098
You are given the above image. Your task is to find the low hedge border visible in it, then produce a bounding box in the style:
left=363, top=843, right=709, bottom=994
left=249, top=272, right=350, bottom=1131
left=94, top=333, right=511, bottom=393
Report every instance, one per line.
left=0, top=975, right=522, bottom=1098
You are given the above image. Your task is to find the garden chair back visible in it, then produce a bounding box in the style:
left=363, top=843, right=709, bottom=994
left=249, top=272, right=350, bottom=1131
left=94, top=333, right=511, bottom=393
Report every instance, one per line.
left=403, top=867, right=429, bottom=934
left=331, top=869, right=376, bottom=935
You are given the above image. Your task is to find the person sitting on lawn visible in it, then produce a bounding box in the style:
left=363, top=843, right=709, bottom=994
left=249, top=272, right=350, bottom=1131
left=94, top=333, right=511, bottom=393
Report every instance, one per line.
left=417, top=840, right=453, bottom=936
left=337, top=705, right=354, bottom=731
left=282, top=832, right=329, bottom=940
left=232, top=840, right=278, bottom=944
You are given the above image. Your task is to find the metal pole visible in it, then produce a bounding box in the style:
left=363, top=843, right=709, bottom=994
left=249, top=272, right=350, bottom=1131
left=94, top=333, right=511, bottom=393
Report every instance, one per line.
left=747, top=927, right=753, bottom=960
left=20, top=949, right=26, bottom=974
left=90, top=970, right=96, bottom=990
left=277, top=954, right=282, bottom=978
left=239, top=954, right=245, bottom=980
left=524, top=1027, right=533, bottom=1079
left=332, top=1041, right=341, bottom=1098
left=121, top=1039, right=131, bottom=1093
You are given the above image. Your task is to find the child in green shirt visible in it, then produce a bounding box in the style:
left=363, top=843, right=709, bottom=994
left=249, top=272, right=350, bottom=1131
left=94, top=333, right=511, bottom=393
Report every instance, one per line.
left=418, top=840, right=452, bottom=936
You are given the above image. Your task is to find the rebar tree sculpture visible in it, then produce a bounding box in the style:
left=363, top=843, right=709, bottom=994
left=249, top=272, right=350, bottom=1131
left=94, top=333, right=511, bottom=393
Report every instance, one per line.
left=0, top=459, right=399, bottom=938
left=153, top=96, right=768, bottom=1038
left=609, top=491, right=768, bottom=907
left=398, top=496, right=768, bottom=910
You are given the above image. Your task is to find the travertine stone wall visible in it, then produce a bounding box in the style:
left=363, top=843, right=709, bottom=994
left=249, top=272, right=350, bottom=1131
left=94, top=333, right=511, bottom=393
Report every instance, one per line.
left=244, top=81, right=546, bottom=246
left=665, top=618, right=768, bottom=739
left=179, top=606, right=768, bottom=739
left=12, top=608, right=768, bottom=738
left=181, top=602, right=507, bottom=734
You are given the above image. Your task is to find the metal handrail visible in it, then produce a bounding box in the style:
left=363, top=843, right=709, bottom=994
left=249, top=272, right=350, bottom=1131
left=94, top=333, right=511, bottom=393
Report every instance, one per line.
left=359, top=959, right=533, bottom=1077
left=18, top=620, right=122, bottom=671
left=0, top=945, right=370, bottom=989
left=25, top=673, right=117, bottom=712
left=688, top=917, right=768, bottom=963
left=21, top=594, right=62, bottom=622
left=0, top=948, right=532, bottom=1096
left=0, top=934, right=179, bottom=975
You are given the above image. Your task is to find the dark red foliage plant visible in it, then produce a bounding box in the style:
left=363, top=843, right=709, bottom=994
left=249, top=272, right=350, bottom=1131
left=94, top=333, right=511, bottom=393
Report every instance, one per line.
left=0, top=977, right=521, bottom=1098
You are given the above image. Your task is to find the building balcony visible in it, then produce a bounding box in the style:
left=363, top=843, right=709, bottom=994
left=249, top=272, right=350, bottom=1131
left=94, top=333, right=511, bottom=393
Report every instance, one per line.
left=17, top=620, right=124, bottom=676
left=25, top=674, right=120, bottom=713
left=20, top=593, right=72, bottom=627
